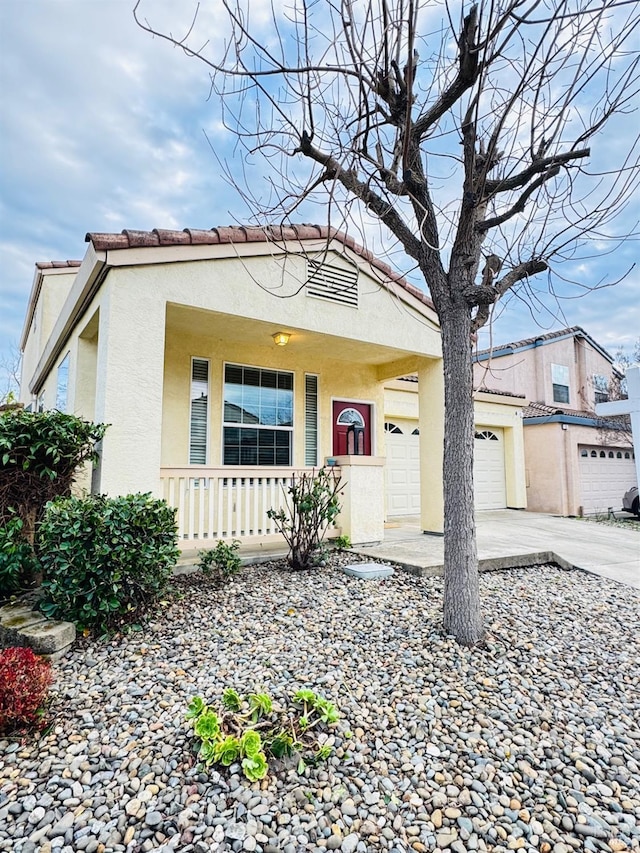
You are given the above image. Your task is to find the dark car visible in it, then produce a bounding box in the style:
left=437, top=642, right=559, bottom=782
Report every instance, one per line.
left=622, top=485, right=639, bottom=516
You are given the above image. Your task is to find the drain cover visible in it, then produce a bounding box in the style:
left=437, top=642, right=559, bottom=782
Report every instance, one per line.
left=341, top=562, right=395, bottom=579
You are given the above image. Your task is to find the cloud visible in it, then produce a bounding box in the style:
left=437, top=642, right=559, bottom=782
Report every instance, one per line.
left=1, top=0, right=639, bottom=395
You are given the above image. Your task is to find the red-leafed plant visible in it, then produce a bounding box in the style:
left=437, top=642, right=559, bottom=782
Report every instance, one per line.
left=0, top=647, right=53, bottom=735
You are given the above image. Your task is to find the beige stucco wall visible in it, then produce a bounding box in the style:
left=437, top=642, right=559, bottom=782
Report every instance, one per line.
left=19, top=244, right=447, bottom=541
left=524, top=420, right=632, bottom=516
left=20, top=269, right=78, bottom=407
left=474, top=335, right=614, bottom=410
left=161, top=322, right=386, bottom=468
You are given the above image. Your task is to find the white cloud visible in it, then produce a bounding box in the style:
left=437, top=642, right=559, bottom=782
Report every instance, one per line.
left=1, top=0, right=639, bottom=392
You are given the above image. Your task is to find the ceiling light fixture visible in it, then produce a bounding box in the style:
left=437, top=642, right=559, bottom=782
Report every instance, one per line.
left=272, top=331, right=291, bottom=347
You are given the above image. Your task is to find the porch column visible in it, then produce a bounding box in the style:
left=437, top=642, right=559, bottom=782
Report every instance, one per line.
left=333, top=456, right=385, bottom=544
left=418, top=357, right=444, bottom=534
left=94, top=278, right=166, bottom=497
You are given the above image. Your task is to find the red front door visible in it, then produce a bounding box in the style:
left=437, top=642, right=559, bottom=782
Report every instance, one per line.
left=332, top=401, right=372, bottom=456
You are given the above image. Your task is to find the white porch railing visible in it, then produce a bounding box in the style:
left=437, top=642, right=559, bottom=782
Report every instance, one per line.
left=160, top=466, right=341, bottom=548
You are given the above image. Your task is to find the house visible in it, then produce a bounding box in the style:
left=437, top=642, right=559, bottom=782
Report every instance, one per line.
left=19, top=224, right=526, bottom=549
left=473, top=326, right=635, bottom=516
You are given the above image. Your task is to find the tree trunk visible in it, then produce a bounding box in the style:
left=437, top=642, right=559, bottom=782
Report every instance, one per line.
left=440, top=306, right=484, bottom=645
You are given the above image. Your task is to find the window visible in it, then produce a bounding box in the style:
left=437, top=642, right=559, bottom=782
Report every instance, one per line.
left=581, top=450, right=588, bottom=457
left=551, top=364, right=570, bottom=404
left=593, top=374, right=609, bottom=405
left=55, top=353, right=70, bottom=412
left=385, top=422, right=403, bottom=434
left=337, top=408, right=365, bottom=427
left=305, top=374, right=318, bottom=466
left=223, top=364, right=293, bottom=465
left=189, top=358, right=209, bottom=464
left=475, top=430, right=499, bottom=440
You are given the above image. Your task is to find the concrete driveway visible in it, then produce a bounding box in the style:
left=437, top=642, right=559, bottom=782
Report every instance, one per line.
left=358, top=510, right=640, bottom=590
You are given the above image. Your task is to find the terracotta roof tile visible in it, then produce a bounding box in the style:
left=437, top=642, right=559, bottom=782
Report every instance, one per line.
left=524, top=401, right=597, bottom=419
left=88, top=232, right=130, bottom=251
left=35, top=260, right=81, bottom=270
left=474, top=387, right=526, bottom=399
left=84, top=224, right=435, bottom=311
left=154, top=229, right=191, bottom=246
left=475, top=326, right=583, bottom=356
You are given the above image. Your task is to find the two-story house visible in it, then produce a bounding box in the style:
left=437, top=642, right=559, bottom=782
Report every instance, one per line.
left=473, top=327, right=635, bottom=516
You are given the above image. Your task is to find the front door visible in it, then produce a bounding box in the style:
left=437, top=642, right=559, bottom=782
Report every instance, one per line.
left=332, top=401, right=372, bottom=456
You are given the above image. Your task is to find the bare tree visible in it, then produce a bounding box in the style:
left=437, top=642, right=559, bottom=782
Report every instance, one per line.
left=595, top=337, right=640, bottom=445
left=135, top=0, right=640, bottom=645
left=0, top=341, right=22, bottom=404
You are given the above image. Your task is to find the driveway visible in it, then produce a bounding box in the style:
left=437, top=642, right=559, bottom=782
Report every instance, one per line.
left=358, top=510, right=640, bottom=589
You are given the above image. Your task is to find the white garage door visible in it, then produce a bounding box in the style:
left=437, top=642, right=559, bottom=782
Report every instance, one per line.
left=385, top=422, right=508, bottom=516
left=578, top=446, right=636, bottom=515
left=385, top=422, right=420, bottom=517
left=474, top=429, right=507, bottom=510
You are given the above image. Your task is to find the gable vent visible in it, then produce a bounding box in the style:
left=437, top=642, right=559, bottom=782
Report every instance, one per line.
left=306, top=259, right=358, bottom=307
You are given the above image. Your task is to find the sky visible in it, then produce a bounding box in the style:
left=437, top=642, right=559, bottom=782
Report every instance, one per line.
left=1, top=0, right=639, bottom=395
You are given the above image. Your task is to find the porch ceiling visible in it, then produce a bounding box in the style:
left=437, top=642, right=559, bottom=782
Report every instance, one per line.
left=165, top=303, right=432, bottom=368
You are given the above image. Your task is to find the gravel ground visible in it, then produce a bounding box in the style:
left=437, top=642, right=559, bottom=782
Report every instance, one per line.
left=1, top=559, right=639, bottom=853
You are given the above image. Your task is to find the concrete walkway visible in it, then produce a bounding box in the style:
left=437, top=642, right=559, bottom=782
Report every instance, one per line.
left=358, top=510, right=640, bottom=590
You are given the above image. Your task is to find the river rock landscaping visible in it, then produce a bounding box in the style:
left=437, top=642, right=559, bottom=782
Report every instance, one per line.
left=1, top=559, right=638, bottom=853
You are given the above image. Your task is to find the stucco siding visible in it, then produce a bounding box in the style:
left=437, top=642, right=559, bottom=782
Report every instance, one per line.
left=161, top=321, right=385, bottom=469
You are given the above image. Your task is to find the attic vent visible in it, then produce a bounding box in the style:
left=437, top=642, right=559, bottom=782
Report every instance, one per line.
left=306, top=259, right=358, bottom=307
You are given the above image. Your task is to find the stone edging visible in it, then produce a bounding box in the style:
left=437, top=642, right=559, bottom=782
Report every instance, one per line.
left=0, top=600, right=76, bottom=662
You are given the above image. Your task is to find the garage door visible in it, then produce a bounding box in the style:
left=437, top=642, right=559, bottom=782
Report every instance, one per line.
left=578, top=446, right=636, bottom=515
left=385, top=422, right=420, bottom=517
left=474, top=429, right=507, bottom=510
left=385, top=422, right=508, bottom=516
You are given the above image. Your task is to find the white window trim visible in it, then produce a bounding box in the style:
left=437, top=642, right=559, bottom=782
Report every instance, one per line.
left=221, top=361, right=295, bottom=466
left=55, top=351, right=70, bottom=413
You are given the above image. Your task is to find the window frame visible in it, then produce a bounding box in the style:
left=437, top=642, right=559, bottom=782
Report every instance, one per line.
left=593, top=373, right=609, bottom=405
left=222, top=361, right=295, bottom=467
left=55, top=352, right=70, bottom=412
left=551, top=363, right=570, bottom=404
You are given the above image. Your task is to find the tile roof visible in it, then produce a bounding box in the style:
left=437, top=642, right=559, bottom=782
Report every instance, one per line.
left=84, top=224, right=434, bottom=311
left=523, top=401, right=595, bottom=419
left=474, top=386, right=526, bottom=400
left=35, top=260, right=82, bottom=270
left=474, top=325, right=614, bottom=363
left=523, top=401, right=629, bottom=428
left=395, top=375, right=525, bottom=399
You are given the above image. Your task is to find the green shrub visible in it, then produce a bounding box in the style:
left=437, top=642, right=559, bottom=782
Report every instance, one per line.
left=267, top=468, right=342, bottom=570
left=0, top=408, right=107, bottom=587
left=333, top=534, right=352, bottom=551
left=0, top=516, right=40, bottom=598
left=199, top=539, right=241, bottom=582
left=0, top=647, right=53, bottom=735
left=38, top=493, right=179, bottom=632
left=0, top=408, right=107, bottom=527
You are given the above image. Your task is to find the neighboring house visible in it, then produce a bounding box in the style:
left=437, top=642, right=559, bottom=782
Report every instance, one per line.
left=473, top=326, right=635, bottom=516
left=19, top=225, right=529, bottom=548
left=383, top=378, right=527, bottom=517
